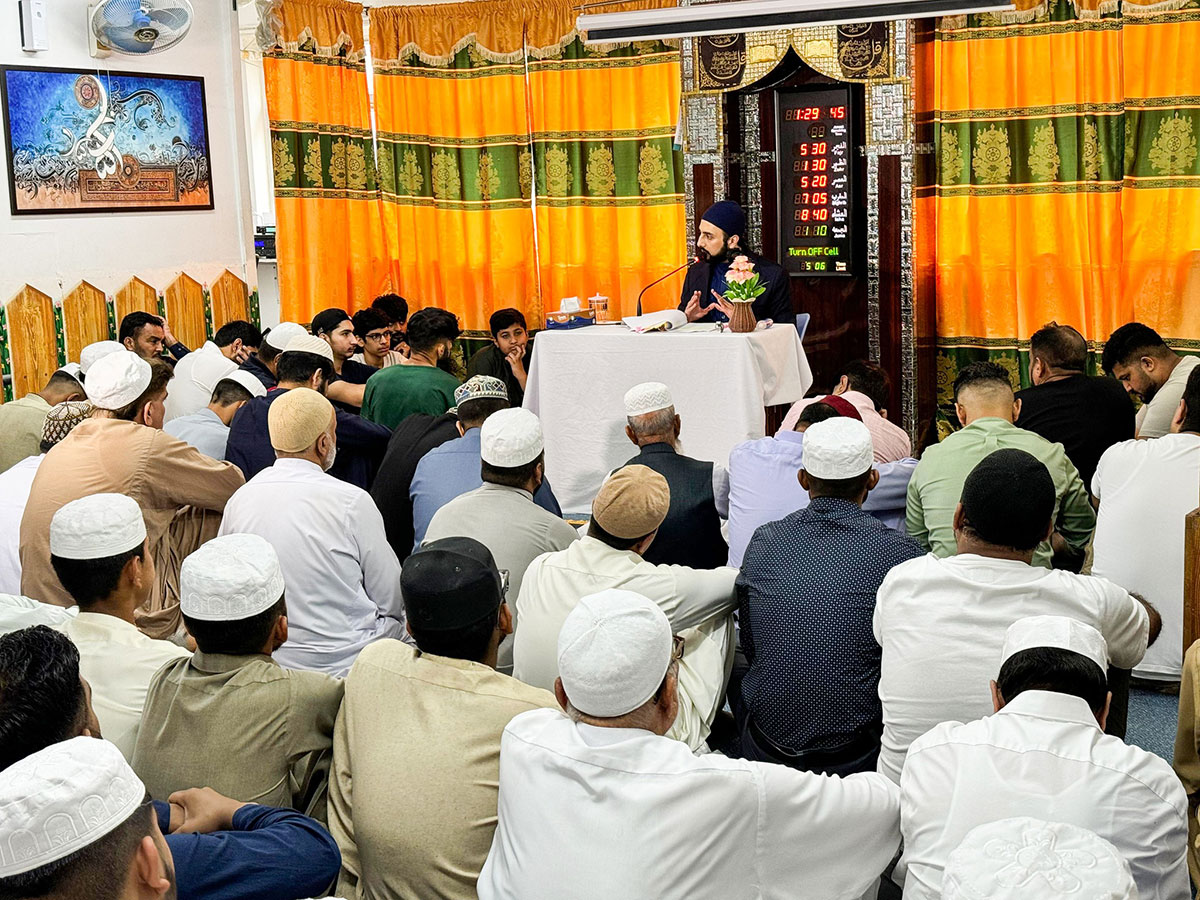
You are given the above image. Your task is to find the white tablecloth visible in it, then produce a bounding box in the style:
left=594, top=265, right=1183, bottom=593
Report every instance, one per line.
left=524, top=324, right=813, bottom=514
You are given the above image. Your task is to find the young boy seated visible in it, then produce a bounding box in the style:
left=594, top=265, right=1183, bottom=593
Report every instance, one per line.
left=467, top=308, right=532, bottom=406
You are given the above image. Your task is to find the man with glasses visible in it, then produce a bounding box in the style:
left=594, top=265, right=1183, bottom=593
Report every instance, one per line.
left=328, top=537, right=556, bottom=900
left=352, top=308, right=405, bottom=369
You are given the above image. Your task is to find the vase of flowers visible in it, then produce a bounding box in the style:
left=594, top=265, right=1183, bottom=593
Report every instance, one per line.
left=724, top=255, right=764, bottom=334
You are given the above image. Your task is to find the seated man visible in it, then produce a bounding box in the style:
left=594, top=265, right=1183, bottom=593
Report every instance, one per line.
left=0, top=368, right=86, bottom=473
left=907, top=361, right=1093, bottom=569
left=1103, top=321, right=1200, bottom=439
left=727, top=401, right=916, bottom=567
left=20, top=352, right=244, bottom=638
left=513, top=465, right=737, bottom=751
left=0, top=634, right=341, bottom=900
left=1015, top=322, right=1133, bottom=488
left=226, top=334, right=391, bottom=490
left=351, top=308, right=403, bottom=369
left=898, top=616, right=1187, bottom=900
left=371, top=292, right=409, bottom=356
left=313, top=308, right=376, bottom=414
left=410, top=376, right=560, bottom=549
left=133, top=533, right=343, bottom=819
left=165, top=371, right=265, bottom=460
left=0, top=400, right=93, bottom=595
left=241, top=321, right=307, bottom=389
left=329, top=537, right=556, bottom=900
left=618, top=382, right=728, bottom=569
left=220, top=388, right=406, bottom=676
left=735, top=418, right=924, bottom=775
left=778, top=360, right=912, bottom=462
left=164, top=320, right=261, bottom=422
left=875, top=449, right=1155, bottom=782
left=120, top=310, right=187, bottom=361
left=479, top=591, right=901, bottom=899
left=467, top=308, right=533, bottom=407
left=363, top=307, right=462, bottom=429
left=424, top=408, right=578, bottom=671
left=1174, top=638, right=1200, bottom=885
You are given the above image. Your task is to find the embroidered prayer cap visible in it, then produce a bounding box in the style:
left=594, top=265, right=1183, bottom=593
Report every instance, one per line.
left=557, top=589, right=673, bottom=718
left=0, top=736, right=147, bottom=878
left=455, top=375, right=509, bottom=406
left=480, top=408, right=543, bottom=468
left=84, top=351, right=152, bottom=411
left=402, top=536, right=504, bottom=632
left=816, top=394, right=862, bottom=421
left=50, top=493, right=146, bottom=560
left=700, top=200, right=746, bottom=240
left=1000, top=615, right=1109, bottom=674
left=181, top=534, right=285, bottom=622
left=624, top=382, right=674, bottom=417
left=801, top=416, right=874, bottom=480
left=262, top=322, right=308, bottom=351
left=217, top=369, right=268, bottom=399
left=591, top=465, right=670, bottom=539
left=41, top=400, right=94, bottom=447
left=79, top=340, right=125, bottom=375
left=942, top=817, right=1136, bottom=899
left=268, top=387, right=335, bottom=453
left=281, top=333, right=334, bottom=364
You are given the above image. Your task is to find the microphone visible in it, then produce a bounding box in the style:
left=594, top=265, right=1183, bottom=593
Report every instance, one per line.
left=636, top=257, right=699, bottom=317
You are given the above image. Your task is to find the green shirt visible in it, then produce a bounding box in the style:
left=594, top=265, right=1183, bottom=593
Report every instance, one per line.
left=906, top=417, right=1095, bottom=568
left=361, top=364, right=461, bottom=430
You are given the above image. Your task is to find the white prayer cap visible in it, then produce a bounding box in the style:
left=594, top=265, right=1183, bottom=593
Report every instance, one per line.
left=282, top=333, right=334, bottom=363
left=84, top=351, right=152, bottom=411
left=624, top=382, right=674, bottom=417
left=1000, top=615, right=1108, bottom=673
left=263, top=322, right=309, bottom=351
left=480, top=407, right=543, bottom=468
left=0, top=736, right=146, bottom=877
left=942, top=817, right=1137, bottom=899
left=557, top=589, right=673, bottom=718
left=181, top=533, right=285, bottom=621
left=58, top=362, right=83, bottom=383
left=801, top=416, right=874, bottom=479
left=217, top=369, right=268, bottom=399
left=50, top=493, right=146, bottom=560
left=79, top=340, right=125, bottom=375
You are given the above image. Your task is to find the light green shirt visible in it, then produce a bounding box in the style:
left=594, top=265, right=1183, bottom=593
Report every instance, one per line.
left=0, top=393, right=50, bottom=473
left=906, top=417, right=1095, bottom=568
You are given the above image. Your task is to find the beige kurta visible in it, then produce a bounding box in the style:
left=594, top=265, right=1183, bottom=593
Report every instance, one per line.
left=19, top=418, right=244, bottom=638
left=132, top=651, right=344, bottom=821
left=1173, top=639, right=1200, bottom=887
left=329, top=640, right=557, bottom=900
left=0, top=393, right=50, bottom=473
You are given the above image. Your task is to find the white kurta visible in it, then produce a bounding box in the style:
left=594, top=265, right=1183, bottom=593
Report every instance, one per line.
left=164, top=341, right=238, bottom=423
left=219, top=458, right=406, bottom=677
left=898, top=690, right=1189, bottom=900
left=0, top=454, right=42, bottom=594
left=512, top=536, right=736, bottom=750
left=873, top=553, right=1149, bottom=782
left=478, top=708, right=901, bottom=900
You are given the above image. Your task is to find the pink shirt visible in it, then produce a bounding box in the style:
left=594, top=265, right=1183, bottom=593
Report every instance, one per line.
left=778, top=390, right=911, bottom=463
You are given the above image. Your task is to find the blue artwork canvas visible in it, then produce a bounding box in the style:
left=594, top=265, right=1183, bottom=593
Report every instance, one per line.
left=1, top=66, right=212, bottom=214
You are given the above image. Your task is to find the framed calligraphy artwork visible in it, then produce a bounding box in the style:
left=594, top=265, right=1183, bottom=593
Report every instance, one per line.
left=0, top=66, right=212, bottom=215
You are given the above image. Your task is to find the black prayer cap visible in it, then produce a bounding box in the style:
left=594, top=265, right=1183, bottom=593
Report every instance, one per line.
left=402, top=537, right=503, bottom=631
left=959, top=448, right=1055, bottom=551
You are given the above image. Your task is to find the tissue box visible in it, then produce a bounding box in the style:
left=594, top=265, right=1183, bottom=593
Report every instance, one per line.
left=545, top=308, right=596, bottom=330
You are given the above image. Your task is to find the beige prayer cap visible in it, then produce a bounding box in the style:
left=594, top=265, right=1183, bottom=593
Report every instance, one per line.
left=282, top=333, right=334, bottom=364
left=268, top=388, right=335, bottom=453
left=0, top=737, right=146, bottom=877
left=84, top=351, right=151, bottom=410
left=1000, top=615, right=1108, bottom=673
left=624, top=382, right=673, bottom=417
left=79, top=340, right=124, bottom=375
left=591, top=465, right=669, bottom=539
left=41, top=400, right=94, bottom=447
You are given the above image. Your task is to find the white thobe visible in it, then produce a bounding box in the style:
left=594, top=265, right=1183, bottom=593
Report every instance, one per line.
left=898, top=690, right=1189, bottom=900
left=164, top=341, right=237, bottom=422
left=512, top=536, right=736, bottom=750
left=0, top=454, right=42, bottom=594
left=873, top=553, right=1149, bottom=782
left=478, top=708, right=901, bottom=900
left=0, top=592, right=77, bottom=633
left=219, top=458, right=406, bottom=677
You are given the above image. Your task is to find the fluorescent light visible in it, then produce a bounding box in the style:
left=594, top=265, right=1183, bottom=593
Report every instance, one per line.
left=578, top=0, right=1016, bottom=42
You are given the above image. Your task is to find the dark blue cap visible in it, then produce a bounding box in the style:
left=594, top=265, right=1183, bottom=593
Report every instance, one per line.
left=701, top=200, right=746, bottom=240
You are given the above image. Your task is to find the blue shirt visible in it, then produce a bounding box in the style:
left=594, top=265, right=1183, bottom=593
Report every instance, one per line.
left=154, top=801, right=340, bottom=900
left=726, top=431, right=917, bottom=566
left=165, top=407, right=229, bottom=460
left=409, top=427, right=562, bottom=549
left=736, top=496, right=924, bottom=753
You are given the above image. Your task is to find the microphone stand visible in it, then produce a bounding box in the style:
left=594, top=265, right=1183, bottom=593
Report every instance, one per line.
left=636, top=257, right=697, bottom=317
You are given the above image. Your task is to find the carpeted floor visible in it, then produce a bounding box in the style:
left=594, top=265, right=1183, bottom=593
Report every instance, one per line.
left=1127, top=686, right=1179, bottom=763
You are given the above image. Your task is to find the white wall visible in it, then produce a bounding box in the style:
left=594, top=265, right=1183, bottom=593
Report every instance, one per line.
left=0, top=1, right=256, bottom=311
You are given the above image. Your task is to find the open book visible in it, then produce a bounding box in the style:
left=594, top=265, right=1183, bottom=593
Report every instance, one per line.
left=621, top=309, right=687, bottom=333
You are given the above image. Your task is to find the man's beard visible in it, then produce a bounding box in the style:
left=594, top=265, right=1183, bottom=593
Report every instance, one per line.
left=1137, top=381, right=1157, bottom=403
left=697, top=240, right=736, bottom=264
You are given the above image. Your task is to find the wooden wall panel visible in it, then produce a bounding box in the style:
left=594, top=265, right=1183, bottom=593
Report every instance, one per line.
left=164, top=273, right=207, bottom=351
left=7, top=285, right=58, bottom=400
left=114, top=277, right=159, bottom=327
left=62, top=281, right=110, bottom=361
left=211, top=270, right=249, bottom=329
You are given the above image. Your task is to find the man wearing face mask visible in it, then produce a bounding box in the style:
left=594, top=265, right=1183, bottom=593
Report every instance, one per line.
left=219, top=388, right=407, bottom=676
left=677, top=200, right=795, bottom=329
left=362, top=307, right=463, bottom=430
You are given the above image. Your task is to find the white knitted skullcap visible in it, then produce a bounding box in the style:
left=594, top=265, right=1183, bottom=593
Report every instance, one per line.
left=84, top=351, right=152, bottom=410
left=181, top=533, right=285, bottom=621
left=1001, top=615, right=1109, bottom=673
left=263, top=322, right=309, bottom=351
left=624, top=382, right=674, bottom=417
left=50, top=493, right=146, bottom=560
left=218, top=369, right=268, bottom=399
left=282, top=334, right=334, bottom=363
left=480, top=407, right=543, bottom=468
left=801, top=416, right=874, bottom=479
left=79, top=340, right=125, bottom=375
